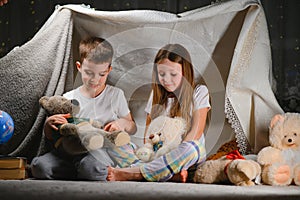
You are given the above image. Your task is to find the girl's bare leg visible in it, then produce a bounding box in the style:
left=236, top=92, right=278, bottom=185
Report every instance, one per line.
left=107, top=166, right=188, bottom=182
left=107, top=166, right=144, bottom=181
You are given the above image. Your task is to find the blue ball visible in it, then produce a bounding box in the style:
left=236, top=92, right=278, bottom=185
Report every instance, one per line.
left=0, top=110, right=14, bottom=144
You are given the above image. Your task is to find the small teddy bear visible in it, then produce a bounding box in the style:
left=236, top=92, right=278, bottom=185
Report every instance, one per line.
left=135, top=116, right=186, bottom=162
left=257, top=112, right=300, bottom=186
left=193, top=150, right=261, bottom=186
left=39, top=95, right=130, bottom=155
left=150, top=133, right=164, bottom=152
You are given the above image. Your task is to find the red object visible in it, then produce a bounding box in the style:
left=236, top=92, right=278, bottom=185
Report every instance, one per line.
left=226, top=150, right=245, bottom=160
left=62, top=113, right=72, bottom=119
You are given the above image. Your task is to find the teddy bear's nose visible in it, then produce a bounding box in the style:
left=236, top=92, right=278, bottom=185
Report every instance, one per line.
left=288, top=138, right=292, bottom=143
left=149, top=134, right=154, bottom=139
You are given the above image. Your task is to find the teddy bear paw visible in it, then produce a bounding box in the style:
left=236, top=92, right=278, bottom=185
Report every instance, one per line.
left=85, top=135, right=104, bottom=150
left=113, top=131, right=130, bottom=146
left=236, top=180, right=255, bottom=186
left=263, top=164, right=292, bottom=186
left=60, top=123, right=78, bottom=136
left=293, top=163, right=300, bottom=186
left=136, top=147, right=153, bottom=162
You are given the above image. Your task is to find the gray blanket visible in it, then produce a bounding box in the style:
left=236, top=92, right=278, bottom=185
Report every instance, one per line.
left=0, top=10, right=74, bottom=159
left=0, top=0, right=283, bottom=161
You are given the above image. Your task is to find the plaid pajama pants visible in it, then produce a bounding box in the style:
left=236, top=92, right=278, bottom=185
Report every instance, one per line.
left=109, top=140, right=206, bottom=182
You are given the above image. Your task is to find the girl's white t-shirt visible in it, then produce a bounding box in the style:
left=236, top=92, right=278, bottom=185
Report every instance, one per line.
left=145, top=84, right=210, bottom=115
left=144, top=84, right=211, bottom=143
left=63, top=85, right=130, bottom=125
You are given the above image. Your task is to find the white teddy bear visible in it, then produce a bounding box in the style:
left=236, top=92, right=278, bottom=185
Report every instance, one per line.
left=136, top=116, right=186, bottom=162
left=257, top=112, right=300, bottom=186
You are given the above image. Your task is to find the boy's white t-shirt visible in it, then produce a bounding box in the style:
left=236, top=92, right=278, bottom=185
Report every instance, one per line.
left=63, top=84, right=130, bottom=125
left=144, top=84, right=211, bottom=143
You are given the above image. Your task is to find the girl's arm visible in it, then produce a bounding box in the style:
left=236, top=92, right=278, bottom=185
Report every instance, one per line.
left=104, top=113, right=137, bottom=135
left=183, top=107, right=210, bottom=142
left=143, top=114, right=152, bottom=143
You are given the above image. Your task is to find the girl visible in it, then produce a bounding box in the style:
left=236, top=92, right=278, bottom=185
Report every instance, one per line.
left=107, top=43, right=210, bottom=182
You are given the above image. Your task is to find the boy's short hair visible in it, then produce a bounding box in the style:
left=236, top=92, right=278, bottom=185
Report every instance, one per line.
left=79, top=37, right=113, bottom=64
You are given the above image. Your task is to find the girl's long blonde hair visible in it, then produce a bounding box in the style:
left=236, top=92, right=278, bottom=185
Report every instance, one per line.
left=150, top=44, right=195, bottom=130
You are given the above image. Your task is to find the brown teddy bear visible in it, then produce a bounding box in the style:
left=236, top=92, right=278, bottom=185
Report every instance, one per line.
left=257, top=112, right=300, bottom=186
left=193, top=150, right=261, bottom=186
left=135, top=116, right=186, bottom=162
left=39, top=95, right=130, bottom=155
left=206, top=139, right=238, bottom=160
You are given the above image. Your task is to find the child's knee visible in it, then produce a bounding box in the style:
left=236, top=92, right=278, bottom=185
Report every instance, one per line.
left=182, top=141, right=206, bottom=161
left=182, top=141, right=200, bottom=153
left=77, top=155, right=108, bottom=181
left=30, top=157, right=52, bottom=179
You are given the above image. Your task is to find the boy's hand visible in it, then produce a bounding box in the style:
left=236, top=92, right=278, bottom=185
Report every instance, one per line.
left=103, top=120, right=122, bottom=132
left=46, top=114, right=70, bottom=130
left=44, top=114, right=69, bottom=139
left=104, top=117, right=136, bottom=135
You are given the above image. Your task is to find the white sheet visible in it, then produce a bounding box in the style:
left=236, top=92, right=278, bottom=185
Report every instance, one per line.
left=0, top=0, right=283, bottom=158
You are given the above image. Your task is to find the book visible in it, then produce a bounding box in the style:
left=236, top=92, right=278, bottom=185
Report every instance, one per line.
left=0, top=156, right=27, bottom=169
left=0, top=156, right=27, bottom=180
left=0, top=168, right=26, bottom=180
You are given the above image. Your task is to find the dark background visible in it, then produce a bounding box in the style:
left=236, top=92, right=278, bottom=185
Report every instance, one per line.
left=0, top=0, right=299, bottom=112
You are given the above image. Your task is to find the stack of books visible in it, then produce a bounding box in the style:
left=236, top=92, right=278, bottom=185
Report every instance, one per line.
left=0, top=156, right=27, bottom=180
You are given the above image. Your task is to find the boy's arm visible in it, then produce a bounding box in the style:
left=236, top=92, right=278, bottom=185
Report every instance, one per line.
left=104, top=113, right=137, bottom=135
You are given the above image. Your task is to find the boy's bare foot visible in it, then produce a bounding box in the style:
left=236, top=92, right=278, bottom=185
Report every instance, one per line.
left=107, top=166, right=144, bottom=181
left=170, top=170, right=188, bottom=183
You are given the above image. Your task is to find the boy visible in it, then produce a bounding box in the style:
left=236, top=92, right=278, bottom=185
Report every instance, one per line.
left=31, top=37, right=136, bottom=181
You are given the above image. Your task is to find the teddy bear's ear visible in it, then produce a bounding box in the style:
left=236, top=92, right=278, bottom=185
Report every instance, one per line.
left=39, top=96, right=49, bottom=108
left=71, top=99, right=79, bottom=106
left=269, top=114, right=284, bottom=129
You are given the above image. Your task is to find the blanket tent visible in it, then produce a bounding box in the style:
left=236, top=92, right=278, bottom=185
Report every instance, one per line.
left=0, top=0, right=283, bottom=161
